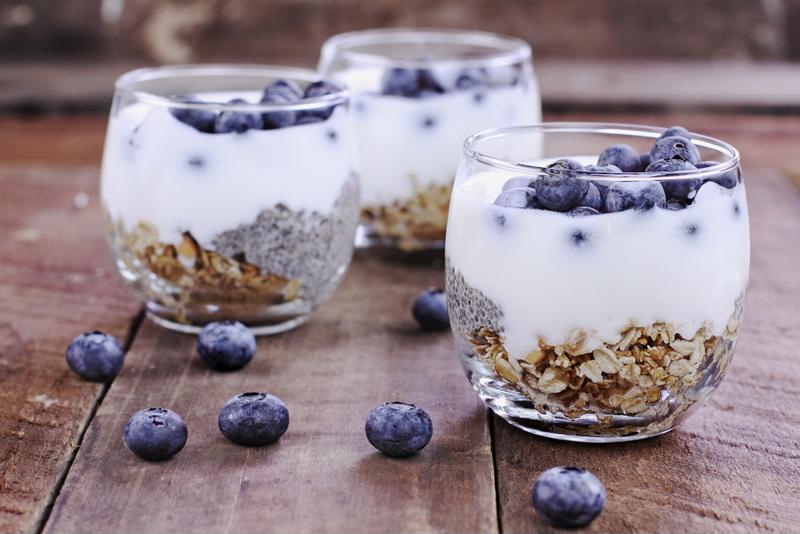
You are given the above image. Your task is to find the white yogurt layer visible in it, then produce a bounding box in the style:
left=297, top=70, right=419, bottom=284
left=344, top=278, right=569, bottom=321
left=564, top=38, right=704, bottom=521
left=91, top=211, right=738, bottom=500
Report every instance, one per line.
left=333, top=69, right=540, bottom=207
left=101, top=91, right=353, bottom=246
left=446, top=167, right=750, bottom=359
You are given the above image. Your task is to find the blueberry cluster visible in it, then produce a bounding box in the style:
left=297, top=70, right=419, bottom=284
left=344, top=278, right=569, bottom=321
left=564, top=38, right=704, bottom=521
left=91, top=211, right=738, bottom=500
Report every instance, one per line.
left=381, top=66, right=507, bottom=98
left=169, top=79, right=340, bottom=134
left=494, top=126, right=740, bottom=215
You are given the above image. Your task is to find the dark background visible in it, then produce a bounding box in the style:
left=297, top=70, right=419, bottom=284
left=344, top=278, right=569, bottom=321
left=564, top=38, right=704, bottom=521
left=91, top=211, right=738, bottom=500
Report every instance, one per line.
left=2, top=0, right=800, bottom=114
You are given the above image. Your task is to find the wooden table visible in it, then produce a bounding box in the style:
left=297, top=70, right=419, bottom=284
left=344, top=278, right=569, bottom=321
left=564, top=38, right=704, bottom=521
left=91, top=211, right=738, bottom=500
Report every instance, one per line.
left=1, top=114, right=799, bottom=534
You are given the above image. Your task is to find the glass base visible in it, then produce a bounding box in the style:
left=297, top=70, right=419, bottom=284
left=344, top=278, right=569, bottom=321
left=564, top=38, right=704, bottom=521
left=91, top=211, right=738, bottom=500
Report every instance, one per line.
left=461, top=352, right=679, bottom=443
left=145, top=300, right=311, bottom=336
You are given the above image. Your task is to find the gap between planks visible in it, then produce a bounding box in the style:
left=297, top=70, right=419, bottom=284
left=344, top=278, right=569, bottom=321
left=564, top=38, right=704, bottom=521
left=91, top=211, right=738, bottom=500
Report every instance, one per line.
left=34, top=309, right=145, bottom=534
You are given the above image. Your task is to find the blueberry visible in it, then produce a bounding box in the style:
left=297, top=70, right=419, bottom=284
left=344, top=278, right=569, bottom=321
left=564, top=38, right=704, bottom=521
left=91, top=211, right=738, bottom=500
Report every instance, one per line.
left=169, top=95, right=217, bottom=133
left=501, top=176, right=535, bottom=192
left=605, top=181, right=666, bottom=212
left=124, top=407, right=188, bottom=461
left=218, top=392, right=289, bottom=446
left=567, top=206, right=600, bottom=217
left=455, top=68, right=489, bottom=90
left=412, top=288, right=449, bottom=331
left=417, top=69, right=445, bottom=96
left=696, top=160, right=738, bottom=189
left=598, top=144, right=640, bottom=172
left=667, top=199, right=686, bottom=211
left=532, top=466, right=606, bottom=529
left=215, top=98, right=264, bottom=134
left=536, top=160, right=590, bottom=212
left=646, top=159, right=700, bottom=202
left=650, top=136, right=701, bottom=164
left=260, top=92, right=297, bottom=129
left=494, top=187, right=537, bottom=209
left=659, top=125, right=691, bottom=140
left=381, top=68, right=443, bottom=97
left=546, top=158, right=584, bottom=176
left=639, top=152, right=651, bottom=170
left=365, top=402, right=433, bottom=457
left=196, top=321, right=256, bottom=371
left=303, top=80, right=338, bottom=120
left=584, top=164, right=622, bottom=174
left=295, top=114, right=323, bottom=125
left=65, top=331, right=125, bottom=382
left=584, top=165, right=620, bottom=206
left=263, top=79, right=303, bottom=101
left=381, top=68, right=420, bottom=97
left=582, top=183, right=602, bottom=210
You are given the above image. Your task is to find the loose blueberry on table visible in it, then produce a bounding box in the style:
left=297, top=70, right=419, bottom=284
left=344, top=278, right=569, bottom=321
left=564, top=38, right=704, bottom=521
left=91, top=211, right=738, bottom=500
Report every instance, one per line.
left=365, top=402, right=433, bottom=457
left=218, top=392, right=290, bottom=446
left=531, top=466, right=606, bottom=529
left=412, top=288, right=450, bottom=331
left=196, top=320, right=257, bottom=371
left=65, top=331, right=125, bottom=382
left=124, top=407, right=188, bottom=461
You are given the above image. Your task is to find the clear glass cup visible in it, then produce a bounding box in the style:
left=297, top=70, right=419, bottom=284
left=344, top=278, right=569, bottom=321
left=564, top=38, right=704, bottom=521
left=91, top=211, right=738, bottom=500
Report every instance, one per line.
left=319, top=28, right=541, bottom=253
left=446, top=123, right=749, bottom=442
left=102, top=65, right=359, bottom=334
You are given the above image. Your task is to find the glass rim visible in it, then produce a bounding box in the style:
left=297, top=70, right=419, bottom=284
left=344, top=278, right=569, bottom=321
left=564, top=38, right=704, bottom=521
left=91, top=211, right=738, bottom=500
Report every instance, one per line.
left=114, top=64, right=349, bottom=112
left=463, top=122, right=741, bottom=181
left=320, top=27, right=532, bottom=69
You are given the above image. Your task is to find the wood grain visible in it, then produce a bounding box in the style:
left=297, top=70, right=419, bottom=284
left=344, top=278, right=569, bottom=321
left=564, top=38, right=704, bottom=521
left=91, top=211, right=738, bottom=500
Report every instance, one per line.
left=493, top=169, right=800, bottom=533
left=2, top=115, right=800, bottom=533
left=0, top=166, right=141, bottom=533
left=43, top=255, right=497, bottom=534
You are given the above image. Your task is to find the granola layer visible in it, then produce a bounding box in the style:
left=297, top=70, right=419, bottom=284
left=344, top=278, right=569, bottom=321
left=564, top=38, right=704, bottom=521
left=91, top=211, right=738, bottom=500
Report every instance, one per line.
left=109, top=173, right=359, bottom=324
left=361, top=180, right=452, bottom=251
left=468, top=302, right=741, bottom=431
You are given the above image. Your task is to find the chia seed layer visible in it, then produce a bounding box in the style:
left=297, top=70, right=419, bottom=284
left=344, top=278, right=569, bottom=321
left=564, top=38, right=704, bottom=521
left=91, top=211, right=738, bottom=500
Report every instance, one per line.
left=212, top=173, right=359, bottom=299
left=445, top=258, right=504, bottom=337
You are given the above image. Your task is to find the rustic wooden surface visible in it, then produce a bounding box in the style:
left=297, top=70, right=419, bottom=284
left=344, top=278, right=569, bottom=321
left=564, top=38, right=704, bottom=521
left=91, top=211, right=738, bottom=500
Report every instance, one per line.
left=0, top=115, right=799, bottom=534
left=0, top=166, right=141, bottom=533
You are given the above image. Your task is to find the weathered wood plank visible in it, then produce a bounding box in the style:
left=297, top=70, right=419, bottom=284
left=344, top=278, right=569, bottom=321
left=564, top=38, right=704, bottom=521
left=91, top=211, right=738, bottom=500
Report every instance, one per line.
left=493, top=168, right=800, bottom=533
left=0, top=166, right=142, bottom=533
left=43, top=256, right=497, bottom=533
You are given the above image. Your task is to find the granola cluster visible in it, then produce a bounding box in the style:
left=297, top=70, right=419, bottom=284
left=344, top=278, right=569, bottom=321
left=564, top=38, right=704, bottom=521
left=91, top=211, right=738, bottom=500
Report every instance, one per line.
left=120, top=221, right=300, bottom=322
left=361, top=181, right=452, bottom=251
left=468, top=313, right=740, bottom=425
